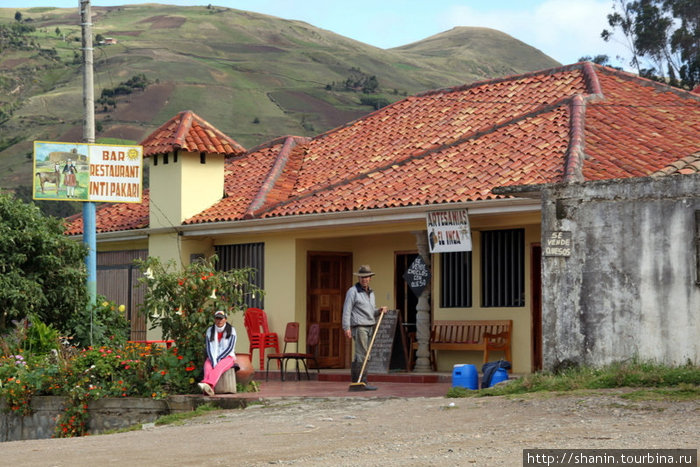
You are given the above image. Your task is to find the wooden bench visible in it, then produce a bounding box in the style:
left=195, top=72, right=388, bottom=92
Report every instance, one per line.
left=409, top=320, right=512, bottom=370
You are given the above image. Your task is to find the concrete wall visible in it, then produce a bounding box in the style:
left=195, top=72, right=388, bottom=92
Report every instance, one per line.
left=541, top=174, right=700, bottom=370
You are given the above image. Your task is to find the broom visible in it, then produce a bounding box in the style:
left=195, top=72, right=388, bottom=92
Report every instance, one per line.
left=348, top=310, right=386, bottom=391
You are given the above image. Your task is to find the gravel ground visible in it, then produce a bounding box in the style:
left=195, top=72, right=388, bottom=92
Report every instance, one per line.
left=2, top=390, right=698, bottom=466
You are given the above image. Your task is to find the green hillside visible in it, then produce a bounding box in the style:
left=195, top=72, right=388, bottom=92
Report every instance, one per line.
left=0, top=4, right=560, bottom=195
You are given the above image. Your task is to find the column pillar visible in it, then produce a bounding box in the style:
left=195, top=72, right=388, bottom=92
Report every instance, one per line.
left=412, top=230, right=433, bottom=372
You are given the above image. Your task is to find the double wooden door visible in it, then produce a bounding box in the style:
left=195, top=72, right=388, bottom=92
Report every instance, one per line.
left=307, top=252, right=352, bottom=368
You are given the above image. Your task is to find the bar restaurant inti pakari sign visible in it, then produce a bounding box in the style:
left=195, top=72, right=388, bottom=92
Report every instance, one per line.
left=426, top=209, right=472, bottom=253
left=33, top=141, right=143, bottom=203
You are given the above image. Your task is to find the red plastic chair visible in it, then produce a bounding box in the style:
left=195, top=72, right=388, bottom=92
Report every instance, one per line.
left=244, top=307, right=280, bottom=370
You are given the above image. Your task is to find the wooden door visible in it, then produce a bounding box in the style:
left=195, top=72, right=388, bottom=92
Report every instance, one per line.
left=307, top=252, right=352, bottom=368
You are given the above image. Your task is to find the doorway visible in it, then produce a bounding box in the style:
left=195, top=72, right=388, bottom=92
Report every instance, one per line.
left=531, top=244, right=542, bottom=371
left=395, top=252, right=419, bottom=335
left=306, top=252, right=352, bottom=368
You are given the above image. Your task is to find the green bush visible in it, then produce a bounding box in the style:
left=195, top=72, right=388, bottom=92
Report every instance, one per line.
left=0, top=192, right=88, bottom=332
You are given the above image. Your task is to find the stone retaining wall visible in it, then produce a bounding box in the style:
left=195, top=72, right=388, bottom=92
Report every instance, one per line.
left=1, top=395, right=246, bottom=441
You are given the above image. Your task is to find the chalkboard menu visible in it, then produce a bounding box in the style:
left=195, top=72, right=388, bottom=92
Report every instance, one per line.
left=367, top=310, right=400, bottom=373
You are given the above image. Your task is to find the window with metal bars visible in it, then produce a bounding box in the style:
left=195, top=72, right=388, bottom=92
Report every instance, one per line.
left=214, top=243, right=265, bottom=309
left=481, top=228, right=525, bottom=307
left=440, top=251, right=472, bottom=308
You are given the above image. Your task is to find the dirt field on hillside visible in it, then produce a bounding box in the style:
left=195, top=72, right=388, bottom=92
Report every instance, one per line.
left=2, top=390, right=698, bottom=466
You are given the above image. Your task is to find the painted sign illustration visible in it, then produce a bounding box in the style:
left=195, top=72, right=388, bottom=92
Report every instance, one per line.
left=33, top=141, right=143, bottom=203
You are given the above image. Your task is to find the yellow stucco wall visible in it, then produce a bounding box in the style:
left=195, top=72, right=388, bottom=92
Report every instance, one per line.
left=209, top=214, right=539, bottom=373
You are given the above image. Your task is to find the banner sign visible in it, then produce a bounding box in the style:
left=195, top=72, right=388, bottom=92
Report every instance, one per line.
left=33, top=141, right=143, bottom=203
left=426, top=209, right=472, bottom=253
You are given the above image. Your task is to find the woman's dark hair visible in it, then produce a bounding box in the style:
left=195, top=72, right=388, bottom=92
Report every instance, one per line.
left=208, top=322, right=233, bottom=341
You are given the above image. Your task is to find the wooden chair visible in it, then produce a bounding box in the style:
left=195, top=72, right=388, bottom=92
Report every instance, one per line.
left=265, top=322, right=300, bottom=381
left=266, top=323, right=320, bottom=381
left=244, top=307, right=280, bottom=370
left=483, top=330, right=512, bottom=364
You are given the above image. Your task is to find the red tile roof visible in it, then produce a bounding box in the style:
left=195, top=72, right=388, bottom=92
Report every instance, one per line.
left=140, top=110, right=246, bottom=157
left=63, top=191, right=150, bottom=235
left=67, top=63, right=700, bottom=234
left=652, top=153, right=700, bottom=176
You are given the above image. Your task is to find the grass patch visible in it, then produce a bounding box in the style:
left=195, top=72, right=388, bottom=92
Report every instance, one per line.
left=447, top=360, right=700, bottom=399
left=618, top=385, right=700, bottom=402
left=154, top=403, right=220, bottom=426
left=100, top=423, right=144, bottom=435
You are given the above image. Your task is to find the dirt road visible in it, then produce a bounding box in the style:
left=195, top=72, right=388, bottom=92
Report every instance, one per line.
left=2, top=391, right=698, bottom=466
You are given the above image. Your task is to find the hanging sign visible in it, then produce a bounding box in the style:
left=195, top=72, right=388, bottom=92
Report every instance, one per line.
left=33, top=141, right=143, bottom=203
left=403, top=255, right=431, bottom=298
left=426, top=209, right=472, bottom=253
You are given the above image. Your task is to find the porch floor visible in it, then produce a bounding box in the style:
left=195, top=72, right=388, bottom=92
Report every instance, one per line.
left=205, top=368, right=506, bottom=400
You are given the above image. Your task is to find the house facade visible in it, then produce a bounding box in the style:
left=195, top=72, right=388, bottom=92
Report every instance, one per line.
left=66, top=63, right=700, bottom=373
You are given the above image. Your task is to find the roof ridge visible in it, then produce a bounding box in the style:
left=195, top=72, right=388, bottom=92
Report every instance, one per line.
left=581, top=61, right=603, bottom=96
left=563, top=94, right=587, bottom=183
left=172, top=110, right=194, bottom=148
left=252, top=96, right=576, bottom=218
left=416, top=62, right=588, bottom=98
left=246, top=134, right=307, bottom=154
left=244, top=136, right=311, bottom=218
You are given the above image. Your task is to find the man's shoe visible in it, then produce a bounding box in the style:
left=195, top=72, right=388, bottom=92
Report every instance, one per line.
left=198, top=382, right=215, bottom=397
left=362, top=383, right=378, bottom=391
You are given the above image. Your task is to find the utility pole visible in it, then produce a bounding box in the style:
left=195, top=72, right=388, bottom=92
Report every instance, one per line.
left=80, top=0, right=97, bottom=312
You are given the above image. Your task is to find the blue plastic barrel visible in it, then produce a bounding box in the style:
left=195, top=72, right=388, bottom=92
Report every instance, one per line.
left=451, top=364, right=478, bottom=390
left=489, top=367, right=509, bottom=387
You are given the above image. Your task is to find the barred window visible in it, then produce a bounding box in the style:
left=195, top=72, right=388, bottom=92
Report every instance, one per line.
left=440, top=251, right=472, bottom=308
left=481, top=228, right=525, bottom=307
left=215, top=242, right=264, bottom=309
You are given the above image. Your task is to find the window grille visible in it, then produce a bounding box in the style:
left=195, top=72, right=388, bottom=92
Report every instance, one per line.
left=481, top=228, right=525, bottom=307
left=215, top=243, right=264, bottom=309
left=440, top=251, right=472, bottom=308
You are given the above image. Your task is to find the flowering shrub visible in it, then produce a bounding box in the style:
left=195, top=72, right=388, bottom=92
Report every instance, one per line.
left=52, top=342, right=168, bottom=437
left=136, top=255, right=263, bottom=392
left=0, top=258, right=264, bottom=437
left=65, top=297, right=130, bottom=348
left=0, top=353, right=58, bottom=416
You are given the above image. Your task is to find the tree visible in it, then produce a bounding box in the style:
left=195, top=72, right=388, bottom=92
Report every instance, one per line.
left=14, top=11, right=22, bottom=22
left=0, top=192, right=88, bottom=332
left=602, top=0, right=699, bottom=89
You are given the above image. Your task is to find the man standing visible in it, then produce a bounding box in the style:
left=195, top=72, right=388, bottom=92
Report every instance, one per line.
left=342, top=265, right=387, bottom=391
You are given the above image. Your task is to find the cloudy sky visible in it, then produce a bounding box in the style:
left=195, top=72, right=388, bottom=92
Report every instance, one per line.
left=6, top=0, right=632, bottom=69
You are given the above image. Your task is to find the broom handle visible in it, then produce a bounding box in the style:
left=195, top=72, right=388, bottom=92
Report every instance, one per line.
left=356, top=310, right=386, bottom=383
